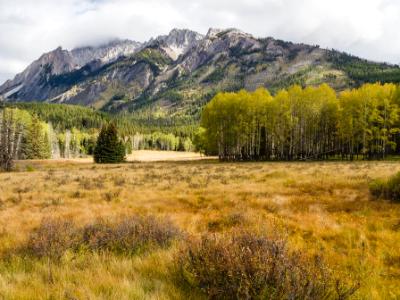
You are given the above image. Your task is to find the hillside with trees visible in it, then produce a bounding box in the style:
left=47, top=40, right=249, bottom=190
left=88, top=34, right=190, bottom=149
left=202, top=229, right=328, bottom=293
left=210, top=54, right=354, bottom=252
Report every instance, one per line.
left=328, top=51, right=400, bottom=85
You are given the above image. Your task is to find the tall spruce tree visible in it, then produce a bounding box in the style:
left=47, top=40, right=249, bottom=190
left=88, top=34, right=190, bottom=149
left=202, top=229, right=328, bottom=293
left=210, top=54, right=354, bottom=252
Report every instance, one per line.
left=23, top=115, right=51, bottom=159
left=94, top=123, right=126, bottom=163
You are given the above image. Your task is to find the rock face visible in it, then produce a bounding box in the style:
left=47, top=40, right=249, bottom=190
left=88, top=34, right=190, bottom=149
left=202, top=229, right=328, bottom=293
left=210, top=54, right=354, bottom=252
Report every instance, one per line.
left=148, top=28, right=204, bottom=60
left=178, top=28, right=264, bottom=72
left=1, top=28, right=400, bottom=116
left=70, top=39, right=142, bottom=66
left=0, top=39, right=141, bottom=101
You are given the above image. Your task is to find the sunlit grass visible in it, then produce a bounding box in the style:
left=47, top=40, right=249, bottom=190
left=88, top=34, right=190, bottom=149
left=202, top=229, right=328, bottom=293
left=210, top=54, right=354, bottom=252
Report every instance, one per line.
left=0, top=160, right=399, bottom=298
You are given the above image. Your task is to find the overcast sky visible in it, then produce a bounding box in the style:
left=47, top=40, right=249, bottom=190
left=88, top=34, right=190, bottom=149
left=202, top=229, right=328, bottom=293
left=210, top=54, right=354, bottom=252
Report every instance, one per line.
left=0, top=0, right=399, bottom=84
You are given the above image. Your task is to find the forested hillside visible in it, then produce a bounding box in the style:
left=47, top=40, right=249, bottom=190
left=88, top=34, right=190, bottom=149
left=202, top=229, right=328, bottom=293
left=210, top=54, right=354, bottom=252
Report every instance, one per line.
left=199, top=83, right=400, bottom=160
left=328, top=51, right=400, bottom=85
left=4, top=102, right=108, bottom=130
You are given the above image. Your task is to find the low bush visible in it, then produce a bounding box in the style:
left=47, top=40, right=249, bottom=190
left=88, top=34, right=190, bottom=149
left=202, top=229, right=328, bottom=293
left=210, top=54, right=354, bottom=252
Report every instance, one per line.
left=176, top=232, right=358, bottom=300
left=26, top=215, right=181, bottom=259
left=82, top=216, right=181, bottom=254
left=369, top=179, right=386, bottom=198
left=369, top=172, right=400, bottom=202
left=27, top=218, right=81, bottom=259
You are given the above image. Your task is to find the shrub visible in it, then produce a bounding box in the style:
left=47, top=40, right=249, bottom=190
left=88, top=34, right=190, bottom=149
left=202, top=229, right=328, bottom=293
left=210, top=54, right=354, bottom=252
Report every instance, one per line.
left=176, top=232, right=358, bottom=300
left=369, top=179, right=386, bottom=198
left=82, top=216, right=181, bottom=254
left=25, top=165, right=35, bottom=172
left=27, top=218, right=81, bottom=259
left=369, top=172, right=400, bottom=202
left=25, top=215, right=181, bottom=259
left=386, top=173, right=400, bottom=201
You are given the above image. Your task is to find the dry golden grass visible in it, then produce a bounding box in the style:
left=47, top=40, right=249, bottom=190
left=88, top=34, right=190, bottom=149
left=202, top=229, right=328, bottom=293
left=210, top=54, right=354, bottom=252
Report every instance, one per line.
left=29, top=150, right=214, bottom=164
left=0, top=159, right=399, bottom=299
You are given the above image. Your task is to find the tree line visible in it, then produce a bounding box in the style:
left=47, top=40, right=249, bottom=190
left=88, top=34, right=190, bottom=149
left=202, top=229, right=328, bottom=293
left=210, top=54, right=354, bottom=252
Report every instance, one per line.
left=0, top=106, right=195, bottom=171
left=197, top=83, right=400, bottom=161
left=5, top=102, right=196, bottom=152
left=5, top=102, right=107, bottom=130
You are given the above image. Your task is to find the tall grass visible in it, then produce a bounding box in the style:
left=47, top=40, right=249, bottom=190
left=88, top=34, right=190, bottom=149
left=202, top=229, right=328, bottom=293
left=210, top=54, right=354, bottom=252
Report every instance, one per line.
left=0, top=160, right=398, bottom=298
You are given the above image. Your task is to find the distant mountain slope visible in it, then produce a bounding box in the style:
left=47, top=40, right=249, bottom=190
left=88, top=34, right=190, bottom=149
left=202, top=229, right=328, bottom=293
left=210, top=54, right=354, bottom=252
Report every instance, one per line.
left=0, top=39, right=141, bottom=101
left=1, top=28, right=400, bottom=119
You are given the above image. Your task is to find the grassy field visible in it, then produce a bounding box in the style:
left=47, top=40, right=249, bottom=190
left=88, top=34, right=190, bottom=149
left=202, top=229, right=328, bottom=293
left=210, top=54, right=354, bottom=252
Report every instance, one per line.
left=33, top=150, right=214, bottom=164
left=0, top=157, right=399, bottom=299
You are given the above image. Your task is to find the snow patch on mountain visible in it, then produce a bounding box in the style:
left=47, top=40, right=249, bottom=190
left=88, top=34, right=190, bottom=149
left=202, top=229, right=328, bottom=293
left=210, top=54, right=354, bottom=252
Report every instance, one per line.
left=3, top=84, right=23, bottom=98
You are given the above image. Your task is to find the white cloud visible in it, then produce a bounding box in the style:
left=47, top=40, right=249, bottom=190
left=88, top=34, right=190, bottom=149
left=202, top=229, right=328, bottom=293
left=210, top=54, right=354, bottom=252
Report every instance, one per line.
left=0, top=0, right=399, bottom=84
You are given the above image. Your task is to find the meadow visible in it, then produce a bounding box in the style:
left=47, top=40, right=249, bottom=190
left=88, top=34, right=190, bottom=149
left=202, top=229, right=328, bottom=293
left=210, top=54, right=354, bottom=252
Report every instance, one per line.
left=0, top=155, right=399, bottom=299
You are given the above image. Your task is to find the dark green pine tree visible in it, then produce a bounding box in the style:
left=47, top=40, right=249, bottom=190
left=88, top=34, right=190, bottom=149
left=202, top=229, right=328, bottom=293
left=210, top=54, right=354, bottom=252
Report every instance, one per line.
left=23, top=115, right=51, bottom=159
left=94, top=123, right=126, bottom=163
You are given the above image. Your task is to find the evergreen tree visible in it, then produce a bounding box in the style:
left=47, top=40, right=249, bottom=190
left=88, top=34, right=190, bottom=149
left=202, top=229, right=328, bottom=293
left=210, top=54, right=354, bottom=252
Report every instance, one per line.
left=94, top=123, right=126, bottom=163
left=22, top=115, right=51, bottom=159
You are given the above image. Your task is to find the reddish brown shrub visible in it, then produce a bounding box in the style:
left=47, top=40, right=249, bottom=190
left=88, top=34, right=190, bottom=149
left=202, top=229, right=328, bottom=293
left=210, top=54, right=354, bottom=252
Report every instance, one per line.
left=176, top=232, right=358, bottom=300
left=26, top=215, right=181, bottom=259
left=82, top=216, right=181, bottom=254
left=27, top=218, right=81, bottom=259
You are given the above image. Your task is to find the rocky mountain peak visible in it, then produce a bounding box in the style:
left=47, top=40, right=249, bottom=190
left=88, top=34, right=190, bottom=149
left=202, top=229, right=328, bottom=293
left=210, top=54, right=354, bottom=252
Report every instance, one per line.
left=167, top=28, right=203, bottom=41
left=179, top=27, right=262, bottom=72
left=205, top=28, right=224, bottom=38
left=205, top=28, right=251, bottom=39
left=151, top=28, right=204, bottom=60
left=70, top=39, right=142, bottom=65
left=0, top=38, right=142, bottom=100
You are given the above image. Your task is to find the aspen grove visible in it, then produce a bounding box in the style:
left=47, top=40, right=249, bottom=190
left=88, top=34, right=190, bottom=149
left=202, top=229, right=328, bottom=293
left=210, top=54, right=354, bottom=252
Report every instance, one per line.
left=199, top=83, right=400, bottom=160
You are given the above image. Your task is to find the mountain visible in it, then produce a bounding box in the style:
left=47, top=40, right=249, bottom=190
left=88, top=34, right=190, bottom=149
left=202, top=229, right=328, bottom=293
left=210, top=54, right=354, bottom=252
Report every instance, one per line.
left=147, top=28, right=204, bottom=60
left=2, top=28, right=400, bottom=118
left=0, top=39, right=141, bottom=101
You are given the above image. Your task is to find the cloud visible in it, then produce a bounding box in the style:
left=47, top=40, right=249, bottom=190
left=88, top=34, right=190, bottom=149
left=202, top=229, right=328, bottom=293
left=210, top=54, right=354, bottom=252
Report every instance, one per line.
left=0, top=0, right=399, bottom=84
